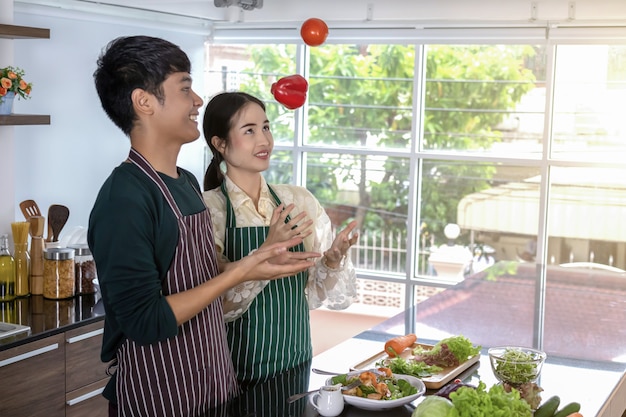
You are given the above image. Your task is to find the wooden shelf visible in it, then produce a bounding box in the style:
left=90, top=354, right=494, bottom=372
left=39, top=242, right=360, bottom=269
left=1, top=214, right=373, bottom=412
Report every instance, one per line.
left=0, top=23, right=50, bottom=39
left=0, top=24, right=51, bottom=126
left=0, top=114, right=50, bottom=125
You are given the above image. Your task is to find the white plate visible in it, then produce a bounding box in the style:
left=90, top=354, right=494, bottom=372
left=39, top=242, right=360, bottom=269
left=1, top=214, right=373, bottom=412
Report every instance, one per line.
left=326, top=372, right=426, bottom=411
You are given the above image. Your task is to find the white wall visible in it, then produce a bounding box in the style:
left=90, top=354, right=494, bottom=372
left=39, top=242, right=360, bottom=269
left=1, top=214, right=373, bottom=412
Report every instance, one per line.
left=5, top=7, right=207, bottom=237
left=1, top=0, right=16, bottom=237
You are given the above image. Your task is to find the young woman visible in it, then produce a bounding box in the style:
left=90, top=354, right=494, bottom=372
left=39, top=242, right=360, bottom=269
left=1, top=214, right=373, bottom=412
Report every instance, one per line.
left=202, top=92, right=359, bottom=382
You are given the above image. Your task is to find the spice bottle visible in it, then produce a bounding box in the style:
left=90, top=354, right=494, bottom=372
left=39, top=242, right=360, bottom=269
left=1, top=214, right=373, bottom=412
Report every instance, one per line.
left=43, top=248, right=75, bottom=299
left=0, top=234, right=16, bottom=302
left=69, top=244, right=96, bottom=295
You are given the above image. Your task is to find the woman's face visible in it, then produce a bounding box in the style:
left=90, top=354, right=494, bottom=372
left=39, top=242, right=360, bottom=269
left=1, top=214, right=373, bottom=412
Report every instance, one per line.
left=218, top=102, right=273, bottom=175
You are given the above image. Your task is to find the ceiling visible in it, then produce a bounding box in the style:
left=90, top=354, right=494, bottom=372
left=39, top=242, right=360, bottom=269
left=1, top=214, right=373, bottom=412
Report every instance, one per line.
left=88, top=0, right=232, bottom=21
left=16, top=0, right=364, bottom=24
left=15, top=0, right=626, bottom=28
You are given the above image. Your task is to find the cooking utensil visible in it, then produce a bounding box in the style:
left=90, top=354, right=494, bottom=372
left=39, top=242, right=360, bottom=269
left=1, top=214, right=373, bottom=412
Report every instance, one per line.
left=47, top=204, right=70, bottom=242
left=19, top=199, right=42, bottom=220
left=287, top=379, right=361, bottom=404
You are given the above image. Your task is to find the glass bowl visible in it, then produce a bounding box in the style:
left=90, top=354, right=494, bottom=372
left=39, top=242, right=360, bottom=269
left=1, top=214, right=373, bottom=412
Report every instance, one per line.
left=488, top=346, right=546, bottom=386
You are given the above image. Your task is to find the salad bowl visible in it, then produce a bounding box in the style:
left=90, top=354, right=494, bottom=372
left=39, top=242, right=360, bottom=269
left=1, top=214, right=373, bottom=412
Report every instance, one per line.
left=488, top=346, right=546, bottom=385
left=327, top=372, right=426, bottom=411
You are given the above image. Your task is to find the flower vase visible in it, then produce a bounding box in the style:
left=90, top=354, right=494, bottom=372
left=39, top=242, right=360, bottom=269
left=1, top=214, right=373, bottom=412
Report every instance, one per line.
left=0, top=92, right=16, bottom=115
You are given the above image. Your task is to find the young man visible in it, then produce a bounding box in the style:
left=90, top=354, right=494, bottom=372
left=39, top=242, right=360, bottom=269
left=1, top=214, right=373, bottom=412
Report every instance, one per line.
left=88, top=35, right=319, bottom=417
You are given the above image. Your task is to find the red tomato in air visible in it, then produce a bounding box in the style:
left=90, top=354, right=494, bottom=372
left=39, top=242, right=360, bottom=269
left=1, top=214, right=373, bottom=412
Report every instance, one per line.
left=300, top=18, right=329, bottom=47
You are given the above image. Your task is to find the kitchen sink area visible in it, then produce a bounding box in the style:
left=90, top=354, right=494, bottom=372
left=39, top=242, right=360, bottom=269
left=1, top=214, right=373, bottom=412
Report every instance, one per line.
left=0, top=321, right=30, bottom=340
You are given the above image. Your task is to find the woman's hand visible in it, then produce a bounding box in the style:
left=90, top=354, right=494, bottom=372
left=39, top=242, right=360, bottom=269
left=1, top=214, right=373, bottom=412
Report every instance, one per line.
left=261, top=203, right=314, bottom=248
left=324, top=220, right=359, bottom=269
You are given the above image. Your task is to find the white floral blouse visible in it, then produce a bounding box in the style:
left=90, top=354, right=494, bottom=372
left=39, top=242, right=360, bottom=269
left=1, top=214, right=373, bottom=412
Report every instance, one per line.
left=203, top=175, right=357, bottom=322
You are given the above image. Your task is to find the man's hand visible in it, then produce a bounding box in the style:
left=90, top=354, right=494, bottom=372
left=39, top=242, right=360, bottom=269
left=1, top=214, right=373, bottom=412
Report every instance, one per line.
left=234, top=236, right=320, bottom=281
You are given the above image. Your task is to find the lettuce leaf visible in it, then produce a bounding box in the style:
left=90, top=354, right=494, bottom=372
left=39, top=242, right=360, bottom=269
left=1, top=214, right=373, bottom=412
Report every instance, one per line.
left=412, top=396, right=454, bottom=417
left=448, top=381, right=532, bottom=417
left=413, top=335, right=481, bottom=366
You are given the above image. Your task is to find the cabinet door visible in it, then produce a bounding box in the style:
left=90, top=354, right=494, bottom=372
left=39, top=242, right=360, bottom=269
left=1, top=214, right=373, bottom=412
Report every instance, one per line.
left=66, top=378, right=108, bottom=417
left=65, top=320, right=108, bottom=391
left=0, top=333, right=65, bottom=417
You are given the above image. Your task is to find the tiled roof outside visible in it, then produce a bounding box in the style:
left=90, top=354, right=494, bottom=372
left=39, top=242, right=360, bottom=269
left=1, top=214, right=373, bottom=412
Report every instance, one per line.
left=375, top=262, right=626, bottom=364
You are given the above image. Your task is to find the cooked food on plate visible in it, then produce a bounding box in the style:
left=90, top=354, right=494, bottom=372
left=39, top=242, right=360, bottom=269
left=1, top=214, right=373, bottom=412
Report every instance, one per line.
left=330, top=367, right=418, bottom=401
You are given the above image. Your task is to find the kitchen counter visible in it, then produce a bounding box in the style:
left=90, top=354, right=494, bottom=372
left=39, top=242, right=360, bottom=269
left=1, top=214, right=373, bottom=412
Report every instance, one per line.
left=210, top=327, right=626, bottom=416
left=0, top=293, right=104, bottom=351
left=1, top=295, right=623, bottom=417
left=307, top=331, right=626, bottom=417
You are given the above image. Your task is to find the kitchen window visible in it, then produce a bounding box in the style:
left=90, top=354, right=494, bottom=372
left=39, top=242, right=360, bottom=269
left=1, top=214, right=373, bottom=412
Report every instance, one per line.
left=204, top=33, right=626, bottom=366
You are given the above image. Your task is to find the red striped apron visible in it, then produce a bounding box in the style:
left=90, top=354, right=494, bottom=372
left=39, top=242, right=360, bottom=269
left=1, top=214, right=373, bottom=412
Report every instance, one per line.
left=115, top=148, right=237, bottom=416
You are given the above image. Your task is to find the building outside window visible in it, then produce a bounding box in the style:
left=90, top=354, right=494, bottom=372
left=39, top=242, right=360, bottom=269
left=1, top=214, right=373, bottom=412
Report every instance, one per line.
left=204, top=31, right=626, bottom=369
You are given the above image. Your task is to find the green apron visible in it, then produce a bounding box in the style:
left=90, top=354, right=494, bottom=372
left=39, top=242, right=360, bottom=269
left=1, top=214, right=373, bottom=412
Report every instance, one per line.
left=221, top=182, right=312, bottom=382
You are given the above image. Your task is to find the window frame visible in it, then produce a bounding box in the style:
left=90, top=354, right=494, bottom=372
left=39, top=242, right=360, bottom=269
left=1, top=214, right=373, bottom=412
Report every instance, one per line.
left=205, top=24, right=626, bottom=352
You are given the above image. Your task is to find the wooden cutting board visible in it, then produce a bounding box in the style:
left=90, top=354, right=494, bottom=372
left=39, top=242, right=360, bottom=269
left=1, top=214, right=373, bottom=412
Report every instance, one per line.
left=351, top=342, right=481, bottom=389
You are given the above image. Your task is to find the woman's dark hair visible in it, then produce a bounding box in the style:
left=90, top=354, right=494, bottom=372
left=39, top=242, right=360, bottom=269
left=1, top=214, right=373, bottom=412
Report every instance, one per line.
left=202, top=92, right=266, bottom=191
left=93, top=36, right=191, bottom=136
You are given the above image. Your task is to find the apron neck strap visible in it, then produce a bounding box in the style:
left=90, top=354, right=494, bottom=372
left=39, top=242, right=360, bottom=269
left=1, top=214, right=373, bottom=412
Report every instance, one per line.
left=128, top=148, right=183, bottom=218
left=220, top=180, right=289, bottom=228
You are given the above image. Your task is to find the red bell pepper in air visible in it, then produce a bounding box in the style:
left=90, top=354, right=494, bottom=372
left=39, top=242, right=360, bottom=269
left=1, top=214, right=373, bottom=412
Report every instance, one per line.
left=271, top=74, right=308, bottom=110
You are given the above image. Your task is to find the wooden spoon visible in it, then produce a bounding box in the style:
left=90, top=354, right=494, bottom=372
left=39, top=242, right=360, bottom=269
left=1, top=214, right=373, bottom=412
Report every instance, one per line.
left=47, top=204, right=70, bottom=242
left=19, top=199, right=42, bottom=220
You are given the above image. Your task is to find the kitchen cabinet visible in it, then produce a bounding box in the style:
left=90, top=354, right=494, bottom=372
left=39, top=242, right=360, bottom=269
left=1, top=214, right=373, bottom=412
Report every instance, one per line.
left=0, top=23, right=51, bottom=126
left=0, top=332, right=66, bottom=417
left=65, top=321, right=109, bottom=417
left=0, top=316, right=108, bottom=417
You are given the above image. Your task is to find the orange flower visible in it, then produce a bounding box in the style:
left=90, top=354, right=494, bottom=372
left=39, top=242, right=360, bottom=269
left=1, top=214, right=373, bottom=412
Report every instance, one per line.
left=0, top=66, right=32, bottom=100
left=0, top=87, right=6, bottom=96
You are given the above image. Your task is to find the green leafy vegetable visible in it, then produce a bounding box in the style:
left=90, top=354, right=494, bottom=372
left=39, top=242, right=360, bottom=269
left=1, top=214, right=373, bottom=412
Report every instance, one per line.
left=413, top=335, right=481, bottom=367
left=330, top=374, right=358, bottom=385
left=412, top=395, right=454, bottom=417
left=448, top=381, right=532, bottom=417
left=379, top=356, right=442, bottom=378
left=493, top=348, right=542, bottom=384
left=331, top=372, right=418, bottom=401
left=360, top=384, right=378, bottom=396
left=392, top=378, right=418, bottom=399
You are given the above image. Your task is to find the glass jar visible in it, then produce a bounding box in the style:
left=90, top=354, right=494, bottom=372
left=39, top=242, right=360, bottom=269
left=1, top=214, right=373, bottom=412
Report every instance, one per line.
left=68, top=244, right=97, bottom=295
left=43, top=248, right=75, bottom=299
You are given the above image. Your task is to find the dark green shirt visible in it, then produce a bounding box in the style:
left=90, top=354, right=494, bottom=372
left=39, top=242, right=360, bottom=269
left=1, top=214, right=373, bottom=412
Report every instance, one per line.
left=87, top=162, right=206, bottom=399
